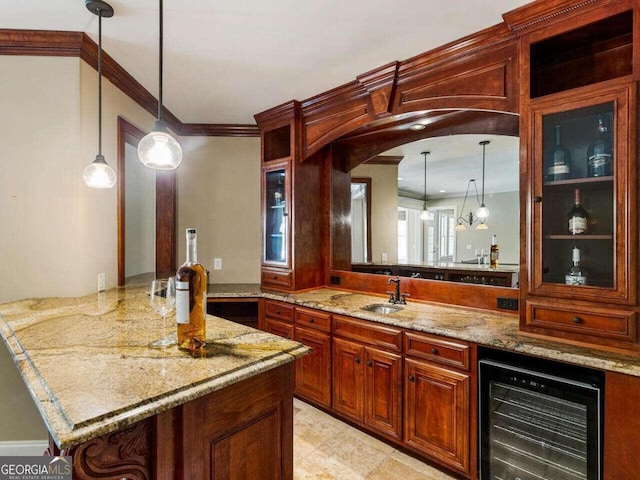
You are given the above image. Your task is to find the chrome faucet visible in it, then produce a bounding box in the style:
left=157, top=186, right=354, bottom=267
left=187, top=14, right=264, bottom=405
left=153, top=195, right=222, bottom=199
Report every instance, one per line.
left=387, top=276, right=409, bottom=304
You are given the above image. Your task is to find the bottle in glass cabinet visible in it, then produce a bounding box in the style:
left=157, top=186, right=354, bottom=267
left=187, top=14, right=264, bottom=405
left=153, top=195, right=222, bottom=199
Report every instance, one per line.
left=587, top=116, right=613, bottom=177
left=565, top=246, right=587, bottom=285
left=545, top=125, right=570, bottom=181
left=490, top=234, right=499, bottom=269
left=567, top=188, right=589, bottom=235
left=176, top=228, right=207, bottom=350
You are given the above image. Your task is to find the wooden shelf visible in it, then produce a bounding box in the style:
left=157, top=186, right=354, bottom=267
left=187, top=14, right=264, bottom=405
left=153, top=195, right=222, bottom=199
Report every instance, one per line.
left=544, top=176, right=614, bottom=189
left=545, top=235, right=613, bottom=240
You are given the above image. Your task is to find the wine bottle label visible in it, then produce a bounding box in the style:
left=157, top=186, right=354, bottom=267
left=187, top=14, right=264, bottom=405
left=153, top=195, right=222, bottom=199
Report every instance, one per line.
left=547, top=164, right=569, bottom=175
left=565, top=274, right=587, bottom=285
left=176, top=281, right=190, bottom=324
left=569, top=217, right=587, bottom=234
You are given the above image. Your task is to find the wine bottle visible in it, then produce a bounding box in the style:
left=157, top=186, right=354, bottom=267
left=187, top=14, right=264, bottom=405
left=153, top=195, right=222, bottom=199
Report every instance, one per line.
left=545, top=125, right=570, bottom=181
left=176, top=228, right=208, bottom=350
left=587, top=116, right=613, bottom=177
left=567, top=188, right=589, bottom=235
left=565, top=246, right=587, bottom=285
left=490, top=234, right=499, bottom=269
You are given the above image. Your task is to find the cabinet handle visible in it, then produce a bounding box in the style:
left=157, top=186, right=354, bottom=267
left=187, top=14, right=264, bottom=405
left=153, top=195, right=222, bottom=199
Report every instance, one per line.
left=572, top=316, right=583, bottom=324
left=533, top=196, right=543, bottom=203
left=275, top=310, right=281, bottom=315
left=367, top=361, right=373, bottom=367
left=273, top=275, right=278, bottom=279
left=308, top=317, right=315, bottom=323
left=431, top=348, right=439, bottom=355
left=408, top=375, right=415, bottom=382
left=355, top=357, right=360, bottom=364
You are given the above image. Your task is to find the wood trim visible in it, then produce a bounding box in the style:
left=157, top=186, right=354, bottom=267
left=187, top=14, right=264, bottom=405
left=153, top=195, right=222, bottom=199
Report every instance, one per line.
left=350, top=177, right=372, bottom=263
left=117, top=116, right=176, bottom=285
left=0, top=29, right=258, bottom=137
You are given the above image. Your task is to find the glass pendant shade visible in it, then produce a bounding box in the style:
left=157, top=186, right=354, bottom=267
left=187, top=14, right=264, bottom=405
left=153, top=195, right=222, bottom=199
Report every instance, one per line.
left=476, top=221, right=489, bottom=230
left=420, top=209, right=430, bottom=221
left=83, top=154, right=117, bottom=188
left=138, top=120, right=183, bottom=170
left=476, top=204, right=490, bottom=219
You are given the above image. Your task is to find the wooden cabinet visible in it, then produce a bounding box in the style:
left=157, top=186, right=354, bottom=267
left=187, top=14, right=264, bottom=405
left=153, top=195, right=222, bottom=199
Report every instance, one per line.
left=518, top=2, right=639, bottom=352
left=403, top=332, right=473, bottom=476
left=257, top=101, right=324, bottom=292
left=332, top=315, right=403, bottom=442
left=294, top=326, right=331, bottom=407
left=293, top=306, right=332, bottom=407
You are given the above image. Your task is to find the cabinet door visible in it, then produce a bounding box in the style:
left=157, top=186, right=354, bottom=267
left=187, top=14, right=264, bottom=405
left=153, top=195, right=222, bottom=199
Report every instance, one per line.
left=332, top=337, right=364, bottom=421
left=529, top=83, right=635, bottom=304
left=364, top=347, right=402, bottom=440
left=262, top=160, right=291, bottom=267
left=294, top=327, right=331, bottom=407
left=404, top=358, right=470, bottom=474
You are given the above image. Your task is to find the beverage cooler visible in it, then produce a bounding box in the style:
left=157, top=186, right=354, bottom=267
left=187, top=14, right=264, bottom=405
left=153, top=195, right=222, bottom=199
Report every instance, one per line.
left=479, top=350, right=604, bottom=480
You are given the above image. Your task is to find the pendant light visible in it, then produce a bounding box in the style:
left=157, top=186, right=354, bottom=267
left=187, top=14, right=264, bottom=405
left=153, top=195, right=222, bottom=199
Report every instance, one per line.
left=82, top=0, right=116, bottom=189
left=138, top=0, right=183, bottom=170
left=419, top=151, right=430, bottom=220
left=475, top=140, right=490, bottom=226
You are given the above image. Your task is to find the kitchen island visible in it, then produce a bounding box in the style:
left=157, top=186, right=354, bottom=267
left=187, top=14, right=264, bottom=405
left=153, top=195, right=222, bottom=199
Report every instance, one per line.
left=0, top=282, right=309, bottom=479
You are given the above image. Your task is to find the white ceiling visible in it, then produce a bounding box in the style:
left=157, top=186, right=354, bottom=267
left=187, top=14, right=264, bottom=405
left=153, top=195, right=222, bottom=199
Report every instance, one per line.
left=386, top=135, right=520, bottom=199
left=0, top=0, right=531, bottom=124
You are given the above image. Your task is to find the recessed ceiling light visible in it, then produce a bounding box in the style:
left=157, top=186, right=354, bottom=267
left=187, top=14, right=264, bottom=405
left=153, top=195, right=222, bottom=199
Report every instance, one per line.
left=397, top=177, right=403, bottom=181
left=439, top=189, right=446, bottom=193
left=410, top=123, right=426, bottom=131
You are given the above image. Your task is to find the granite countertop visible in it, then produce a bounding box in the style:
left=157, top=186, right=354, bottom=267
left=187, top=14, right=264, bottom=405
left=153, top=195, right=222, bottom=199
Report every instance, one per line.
left=207, top=283, right=262, bottom=297
left=352, top=262, right=519, bottom=273
left=258, top=288, right=640, bottom=378
left=0, top=283, right=309, bottom=450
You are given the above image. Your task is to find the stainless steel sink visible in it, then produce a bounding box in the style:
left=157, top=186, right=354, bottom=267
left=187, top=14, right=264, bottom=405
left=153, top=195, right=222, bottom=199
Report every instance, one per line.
left=361, top=303, right=403, bottom=315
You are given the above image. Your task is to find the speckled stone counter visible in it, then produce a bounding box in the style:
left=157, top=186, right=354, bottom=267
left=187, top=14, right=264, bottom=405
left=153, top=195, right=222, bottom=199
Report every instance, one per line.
left=0, top=283, right=309, bottom=450
left=258, top=288, right=640, bottom=378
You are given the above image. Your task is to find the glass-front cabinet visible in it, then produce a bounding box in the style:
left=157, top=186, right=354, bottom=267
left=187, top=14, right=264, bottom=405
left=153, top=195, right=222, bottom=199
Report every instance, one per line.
left=529, top=82, right=635, bottom=304
left=263, top=161, right=290, bottom=266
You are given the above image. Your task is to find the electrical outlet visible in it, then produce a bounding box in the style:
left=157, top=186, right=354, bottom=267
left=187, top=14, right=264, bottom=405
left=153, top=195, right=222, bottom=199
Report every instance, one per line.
left=497, top=297, right=519, bottom=311
left=213, top=258, right=222, bottom=270
left=466, top=244, right=472, bottom=250
left=381, top=253, right=388, bottom=262
left=98, top=273, right=106, bottom=292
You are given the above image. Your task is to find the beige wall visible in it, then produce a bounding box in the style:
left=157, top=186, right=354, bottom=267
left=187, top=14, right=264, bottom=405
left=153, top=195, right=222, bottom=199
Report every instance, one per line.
left=177, top=136, right=261, bottom=283
left=0, top=56, right=261, bottom=443
left=351, top=163, right=399, bottom=263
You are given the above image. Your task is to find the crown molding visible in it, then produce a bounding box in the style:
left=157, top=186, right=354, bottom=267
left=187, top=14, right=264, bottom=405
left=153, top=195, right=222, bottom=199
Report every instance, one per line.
left=0, top=29, right=259, bottom=137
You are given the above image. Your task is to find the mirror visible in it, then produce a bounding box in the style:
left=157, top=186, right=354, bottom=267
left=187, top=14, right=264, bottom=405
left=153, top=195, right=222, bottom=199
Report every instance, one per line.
left=117, top=117, right=176, bottom=285
left=343, top=133, right=520, bottom=285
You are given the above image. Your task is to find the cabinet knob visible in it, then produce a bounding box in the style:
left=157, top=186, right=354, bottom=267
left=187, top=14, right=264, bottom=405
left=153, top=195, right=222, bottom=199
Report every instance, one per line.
left=273, top=275, right=278, bottom=279
left=408, top=375, right=415, bottom=382
left=534, top=196, right=543, bottom=203
left=355, top=356, right=360, bottom=364
left=275, top=310, right=281, bottom=315
left=308, top=317, right=315, bottom=323
left=431, top=348, right=439, bottom=355
left=367, top=361, right=373, bottom=367
left=572, top=316, right=583, bottom=324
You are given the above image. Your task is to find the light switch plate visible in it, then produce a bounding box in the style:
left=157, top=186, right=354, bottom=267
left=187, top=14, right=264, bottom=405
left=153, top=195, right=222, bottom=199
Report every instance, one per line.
left=213, top=258, right=222, bottom=270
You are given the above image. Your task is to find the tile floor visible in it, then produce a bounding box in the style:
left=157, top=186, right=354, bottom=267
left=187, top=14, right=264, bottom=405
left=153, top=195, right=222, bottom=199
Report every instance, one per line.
left=293, top=398, right=458, bottom=480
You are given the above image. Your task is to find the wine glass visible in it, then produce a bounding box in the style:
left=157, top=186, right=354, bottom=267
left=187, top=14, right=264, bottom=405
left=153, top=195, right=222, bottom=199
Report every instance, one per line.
left=475, top=249, right=482, bottom=266
left=149, top=277, right=176, bottom=348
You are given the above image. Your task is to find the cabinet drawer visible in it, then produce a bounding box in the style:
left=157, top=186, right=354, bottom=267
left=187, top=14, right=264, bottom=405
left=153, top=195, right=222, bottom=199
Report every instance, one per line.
left=527, top=302, right=636, bottom=342
left=295, top=307, right=331, bottom=333
left=261, top=268, right=292, bottom=288
left=333, top=314, right=402, bottom=352
left=264, top=300, right=294, bottom=323
left=264, top=317, right=294, bottom=340
left=404, top=332, right=470, bottom=371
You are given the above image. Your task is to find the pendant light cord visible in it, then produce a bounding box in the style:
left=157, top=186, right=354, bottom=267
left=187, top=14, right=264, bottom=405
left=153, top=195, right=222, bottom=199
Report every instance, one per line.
left=158, top=0, right=163, bottom=122
left=480, top=141, right=488, bottom=205
left=97, top=8, right=103, bottom=156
